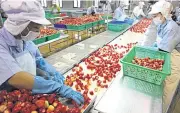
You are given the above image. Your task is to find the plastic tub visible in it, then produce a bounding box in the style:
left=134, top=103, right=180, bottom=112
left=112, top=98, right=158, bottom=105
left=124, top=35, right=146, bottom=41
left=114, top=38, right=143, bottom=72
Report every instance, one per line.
left=47, top=33, right=60, bottom=41
left=54, top=24, right=67, bottom=29
left=66, top=24, right=86, bottom=31
left=33, top=37, right=47, bottom=45
left=121, top=46, right=171, bottom=85
left=108, top=23, right=129, bottom=32
left=92, top=21, right=99, bottom=27
left=85, top=22, right=93, bottom=29
left=98, top=20, right=105, bottom=25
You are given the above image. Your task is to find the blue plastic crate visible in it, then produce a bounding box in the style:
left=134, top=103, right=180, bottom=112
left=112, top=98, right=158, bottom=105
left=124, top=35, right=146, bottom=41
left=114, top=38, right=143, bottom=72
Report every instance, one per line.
left=54, top=24, right=67, bottom=29
left=110, top=18, right=134, bottom=25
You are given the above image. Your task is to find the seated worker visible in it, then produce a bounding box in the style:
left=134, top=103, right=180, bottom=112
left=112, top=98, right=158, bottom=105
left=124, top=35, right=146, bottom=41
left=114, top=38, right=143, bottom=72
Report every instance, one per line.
left=149, top=1, right=180, bottom=53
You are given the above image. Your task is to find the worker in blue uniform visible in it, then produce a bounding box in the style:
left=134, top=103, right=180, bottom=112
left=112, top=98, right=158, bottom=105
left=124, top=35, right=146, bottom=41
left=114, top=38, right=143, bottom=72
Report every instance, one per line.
left=149, top=1, right=180, bottom=53
left=113, top=2, right=127, bottom=21
left=0, top=0, right=84, bottom=105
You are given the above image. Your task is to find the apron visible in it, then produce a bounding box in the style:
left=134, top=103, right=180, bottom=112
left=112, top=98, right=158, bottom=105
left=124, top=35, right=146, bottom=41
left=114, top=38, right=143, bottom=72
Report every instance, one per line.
left=163, top=49, right=180, bottom=113
left=0, top=41, right=36, bottom=91
left=9, top=42, right=36, bottom=76
left=156, top=34, right=162, bottom=46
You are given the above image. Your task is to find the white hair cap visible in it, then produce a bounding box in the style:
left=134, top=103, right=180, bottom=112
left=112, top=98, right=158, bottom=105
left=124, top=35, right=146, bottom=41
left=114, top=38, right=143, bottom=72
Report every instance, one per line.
left=149, top=1, right=173, bottom=20
left=1, top=0, right=51, bottom=35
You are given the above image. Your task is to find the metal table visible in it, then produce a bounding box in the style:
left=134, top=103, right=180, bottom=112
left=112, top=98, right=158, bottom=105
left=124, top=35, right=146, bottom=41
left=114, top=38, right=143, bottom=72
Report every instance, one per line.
left=94, top=73, right=163, bottom=113
left=46, top=30, right=124, bottom=74
left=37, top=34, right=69, bottom=47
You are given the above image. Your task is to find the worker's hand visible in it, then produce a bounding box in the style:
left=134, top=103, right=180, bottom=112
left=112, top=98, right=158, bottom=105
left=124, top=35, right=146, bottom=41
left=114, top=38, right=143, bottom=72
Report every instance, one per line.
left=32, top=76, right=84, bottom=105
left=36, top=58, right=65, bottom=84
left=60, top=85, right=84, bottom=105
left=52, top=72, right=65, bottom=84
left=153, top=42, right=157, bottom=47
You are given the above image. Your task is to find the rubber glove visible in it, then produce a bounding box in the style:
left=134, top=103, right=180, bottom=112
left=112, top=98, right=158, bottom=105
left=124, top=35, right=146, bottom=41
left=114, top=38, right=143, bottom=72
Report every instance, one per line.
left=153, top=42, right=158, bottom=47
left=36, top=58, right=65, bottom=84
left=32, top=76, right=84, bottom=105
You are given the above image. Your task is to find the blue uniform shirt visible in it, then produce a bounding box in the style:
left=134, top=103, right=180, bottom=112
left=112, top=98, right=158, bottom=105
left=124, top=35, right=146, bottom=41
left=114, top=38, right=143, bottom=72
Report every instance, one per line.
left=157, top=20, right=180, bottom=52
left=0, top=27, right=42, bottom=85
left=114, top=7, right=124, bottom=20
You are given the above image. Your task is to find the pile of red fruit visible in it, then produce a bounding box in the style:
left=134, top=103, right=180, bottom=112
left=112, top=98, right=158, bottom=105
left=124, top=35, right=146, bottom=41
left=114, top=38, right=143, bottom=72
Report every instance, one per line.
left=130, top=18, right=152, bottom=33
left=57, top=15, right=102, bottom=25
left=0, top=90, right=81, bottom=113
left=40, top=28, right=58, bottom=36
left=65, top=42, right=137, bottom=109
left=0, top=43, right=138, bottom=113
left=132, top=57, right=164, bottom=70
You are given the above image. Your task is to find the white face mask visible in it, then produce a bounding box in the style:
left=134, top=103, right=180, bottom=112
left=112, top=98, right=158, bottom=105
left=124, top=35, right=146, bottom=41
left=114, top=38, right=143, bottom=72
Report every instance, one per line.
left=153, top=17, right=162, bottom=26
left=21, top=28, right=39, bottom=41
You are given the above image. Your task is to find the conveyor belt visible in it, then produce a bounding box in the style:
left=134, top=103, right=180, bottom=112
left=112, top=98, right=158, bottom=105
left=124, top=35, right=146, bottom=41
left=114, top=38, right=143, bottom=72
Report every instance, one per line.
left=46, top=26, right=132, bottom=74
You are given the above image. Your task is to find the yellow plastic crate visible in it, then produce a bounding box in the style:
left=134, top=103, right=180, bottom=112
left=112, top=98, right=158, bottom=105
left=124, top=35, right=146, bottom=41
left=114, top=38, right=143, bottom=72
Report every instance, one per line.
left=38, top=44, right=50, bottom=54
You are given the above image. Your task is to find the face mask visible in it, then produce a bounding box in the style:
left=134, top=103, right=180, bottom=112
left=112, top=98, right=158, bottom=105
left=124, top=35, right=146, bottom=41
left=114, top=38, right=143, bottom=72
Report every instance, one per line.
left=153, top=17, right=162, bottom=26
left=21, top=27, right=39, bottom=41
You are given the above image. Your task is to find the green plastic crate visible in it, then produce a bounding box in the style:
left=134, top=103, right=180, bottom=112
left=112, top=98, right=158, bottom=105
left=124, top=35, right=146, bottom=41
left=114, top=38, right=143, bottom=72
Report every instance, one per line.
left=122, top=76, right=163, bottom=97
left=66, top=24, right=86, bottom=31
left=92, top=21, right=98, bottom=27
left=102, top=15, right=113, bottom=19
left=98, top=20, right=105, bottom=25
left=33, top=37, right=47, bottom=45
left=47, top=33, right=60, bottom=41
left=45, top=12, right=59, bottom=19
left=85, top=22, right=93, bottom=29
left=121, top=46, right=171, bottom=85
left=108, top=23, right=129, bottom=32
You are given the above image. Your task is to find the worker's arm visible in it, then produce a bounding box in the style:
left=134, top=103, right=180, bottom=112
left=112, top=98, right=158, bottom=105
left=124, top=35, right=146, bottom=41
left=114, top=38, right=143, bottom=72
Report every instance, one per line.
left=27, top=41, right=65, bottom=84
left=8, top=72, right=34, bottom=90
left=158, top=28, right=180, bottom=52
left=7, top=71, right=84, bottom=105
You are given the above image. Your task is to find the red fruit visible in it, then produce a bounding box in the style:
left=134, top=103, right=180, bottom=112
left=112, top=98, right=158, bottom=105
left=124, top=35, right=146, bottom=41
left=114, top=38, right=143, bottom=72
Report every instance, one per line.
left=13, top=90, right=21, bottom=96
left=38, top=108, right=46, bottom=113
left=35, top=100, right=45, bottom=108
left=31, top=111, right=38, bottom=113
left=30, top=104, right=37, bottom=111
left=47, top=94, right=56, bottom=104
left=61, top=105, right=67, bottom=113
left=0, top=90, right=7, bottom=96
left=21, top=107, right=31, bottom=113
left=89, top=91, right=94, bottom=95
left=12, top=106, right=21, bottom=113
left=39, top=97, right=46, bottom=101
left=7, top=101, right=14, bottom=109
left=0, top=96, right=4, bottom=104
left=104, top=85, right=108, bottom=88
left=54, top=105, right=62, bottom=113
left=28, top=96, right=33, bottom=102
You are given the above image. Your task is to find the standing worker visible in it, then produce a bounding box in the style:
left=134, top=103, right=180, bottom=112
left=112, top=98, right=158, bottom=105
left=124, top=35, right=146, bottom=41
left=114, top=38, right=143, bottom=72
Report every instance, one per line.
left=132, top=2, right=146, bottom=20
left=51, top=0, right=61, bottom=13
left=0, top=0, right=84, bottom=105
left=87, top=5, right=97, bottom=15
left=113, top=2, right=127, bottom=21
left=149, top=1, right=180, bottom=113
left=148, top=1, right=180, bottom=52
